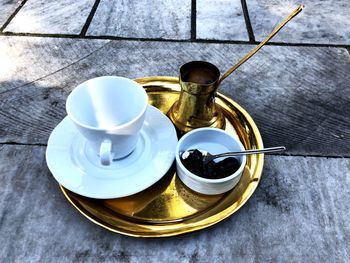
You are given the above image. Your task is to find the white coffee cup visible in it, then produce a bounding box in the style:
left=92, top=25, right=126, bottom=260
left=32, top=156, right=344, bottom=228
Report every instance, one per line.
left=66, top=76, right=148, bottom=165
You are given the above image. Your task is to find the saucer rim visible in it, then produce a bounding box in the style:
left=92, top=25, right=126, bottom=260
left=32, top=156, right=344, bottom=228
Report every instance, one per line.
left=46, top=105, right=177, bottom=199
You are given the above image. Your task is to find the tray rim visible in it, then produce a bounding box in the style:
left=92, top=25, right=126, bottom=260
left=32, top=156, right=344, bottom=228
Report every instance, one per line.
left=60, top=76, right=264, bottom=237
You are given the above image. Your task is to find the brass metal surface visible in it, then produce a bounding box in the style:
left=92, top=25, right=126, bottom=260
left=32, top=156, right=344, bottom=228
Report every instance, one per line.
left=60, top=76, right=264, bottom=237
left=166, top=5, right=303, bottom=135
left=218, top=4, right=304, bottom=86
left=167, top=61, right=225, bottom=135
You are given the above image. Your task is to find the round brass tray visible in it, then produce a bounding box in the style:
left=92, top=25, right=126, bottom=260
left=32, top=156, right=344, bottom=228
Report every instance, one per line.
left=60, top=76, right=264, bottom=237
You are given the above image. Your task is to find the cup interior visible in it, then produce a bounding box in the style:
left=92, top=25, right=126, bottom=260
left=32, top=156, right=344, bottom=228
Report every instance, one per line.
left=66, top=77, right=147, bottom=129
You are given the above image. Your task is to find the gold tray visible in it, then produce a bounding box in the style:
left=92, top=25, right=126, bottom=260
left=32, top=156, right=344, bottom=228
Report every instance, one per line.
left=60, top=76, right=264, bottom=237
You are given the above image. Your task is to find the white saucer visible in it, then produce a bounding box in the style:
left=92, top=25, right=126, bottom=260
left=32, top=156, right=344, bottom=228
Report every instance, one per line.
left=46, top=105, right=177, bottom=199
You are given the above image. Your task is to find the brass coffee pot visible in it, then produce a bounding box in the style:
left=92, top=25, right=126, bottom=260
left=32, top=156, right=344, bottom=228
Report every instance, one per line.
left=167, top=60, right=225, bottom=133
left=168, top=4, right=304, bottom=135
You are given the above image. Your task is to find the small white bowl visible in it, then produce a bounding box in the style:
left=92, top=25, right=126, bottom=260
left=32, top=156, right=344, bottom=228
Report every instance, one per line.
left=175, top=128, right=247, bottom=195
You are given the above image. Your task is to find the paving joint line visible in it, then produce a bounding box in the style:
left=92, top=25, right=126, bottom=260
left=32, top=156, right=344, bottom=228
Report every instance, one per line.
left=240, top=0, right=255, bottom=42
left=0, top=142, right=47, bottom=147
left=0, top=31, right=349, bottom=49
left=80, top=0, right=101, bottom=36
left=0, top=0, right=28, bottom=32
left=190, top=0, right=197, bottom=40
left=277, top=153, right=349, bottom=159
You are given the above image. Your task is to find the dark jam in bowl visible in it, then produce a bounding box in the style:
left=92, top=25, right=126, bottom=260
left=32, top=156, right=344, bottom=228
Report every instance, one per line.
left=180, top=150, right=240, bottom=179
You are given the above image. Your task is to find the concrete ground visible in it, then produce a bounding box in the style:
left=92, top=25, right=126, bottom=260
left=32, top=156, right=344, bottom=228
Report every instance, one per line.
left=0, top=0, right=349, bottom=262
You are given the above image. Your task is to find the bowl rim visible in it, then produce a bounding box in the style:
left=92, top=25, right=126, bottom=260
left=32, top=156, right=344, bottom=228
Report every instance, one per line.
left=175, top=127, right=247, bottom=183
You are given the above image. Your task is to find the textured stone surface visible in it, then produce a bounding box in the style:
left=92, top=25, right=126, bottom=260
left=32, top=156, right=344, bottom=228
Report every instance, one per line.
left=4, top=0, right=95, bottom=34
left=219, top=45, right=350, bottom=157
left=247, top=0, right=350, bottom=44
left=0, top=37, right=349, bottom=156
left=197, top=0, right=248, bottom=40
left=0, top=0, right=23, bottom=27
left=0, top=36, right=108, bottom=92
left=0, top=145, right=349, bottom=262
left=87, top=0, right=191, bottom=39
left=0, top=0, right=348, bottom=262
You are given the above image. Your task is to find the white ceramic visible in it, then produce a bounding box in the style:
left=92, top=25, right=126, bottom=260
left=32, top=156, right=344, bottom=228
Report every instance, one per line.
left=66, top=76, right=148, bottom=165
left=46, top=105, right=177, bottom=199
left=175, top=128, right=247, bottom=195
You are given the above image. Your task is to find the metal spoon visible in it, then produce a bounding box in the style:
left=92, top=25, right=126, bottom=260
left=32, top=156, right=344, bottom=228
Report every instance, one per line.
left=181, top=146, right=286, bottom=164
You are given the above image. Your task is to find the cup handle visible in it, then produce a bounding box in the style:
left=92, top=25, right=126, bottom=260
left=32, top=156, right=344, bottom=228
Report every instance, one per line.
left=100, top=139, right=113, bottom=166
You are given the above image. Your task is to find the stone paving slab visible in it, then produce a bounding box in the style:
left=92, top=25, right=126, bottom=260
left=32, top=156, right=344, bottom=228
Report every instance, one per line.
left=0, top=144, right=349, bottom=262
left=4, top=0, right=95, bottom=34
left=196, top=0, right=248, bottom=40
left=0, top=36, right=349, bottom=156
left=87, top=0, right=191, bottom=39
left=0, top=37, right=108, bottom=92
left=247, top=0, right=350, bottom=44
left=0, top=0, right=23, bottom=27
left=0, top=1, right=348, bottom=263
